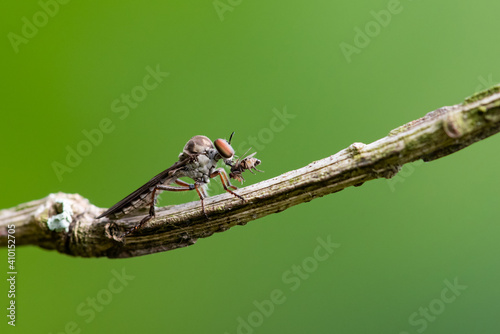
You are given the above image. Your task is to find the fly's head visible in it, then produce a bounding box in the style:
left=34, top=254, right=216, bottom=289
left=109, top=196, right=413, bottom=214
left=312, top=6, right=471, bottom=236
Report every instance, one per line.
left=213, top=131, right=235, bottom=164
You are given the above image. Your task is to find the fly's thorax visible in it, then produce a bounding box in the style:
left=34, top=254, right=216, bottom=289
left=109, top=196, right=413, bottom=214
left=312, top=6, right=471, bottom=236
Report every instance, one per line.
left=176, top=135, right=228, bottom=183
left=183, top=153, right=218, bottom=183
left=178, top=135, right=214, bottom=160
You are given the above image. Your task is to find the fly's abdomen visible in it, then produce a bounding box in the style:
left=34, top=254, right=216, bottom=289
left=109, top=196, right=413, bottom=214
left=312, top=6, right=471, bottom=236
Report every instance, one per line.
left=97, top=172, right=180, bottom=219
left=107, top=190, right=154, bottom=219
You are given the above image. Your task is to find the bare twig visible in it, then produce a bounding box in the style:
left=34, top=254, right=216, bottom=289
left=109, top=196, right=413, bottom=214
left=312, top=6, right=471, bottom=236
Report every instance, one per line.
left=2, top=85, right=500, bottom=258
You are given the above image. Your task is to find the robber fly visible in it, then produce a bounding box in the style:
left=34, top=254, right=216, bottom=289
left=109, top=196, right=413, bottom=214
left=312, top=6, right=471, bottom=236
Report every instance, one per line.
left=97, top=133, right=253, bottom=235
left=229, top=152, right=263, bottom=183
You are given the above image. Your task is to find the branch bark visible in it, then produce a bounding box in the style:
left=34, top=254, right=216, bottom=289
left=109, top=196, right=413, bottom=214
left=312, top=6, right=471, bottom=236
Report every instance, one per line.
left=2, top=85, right=500, bottom=258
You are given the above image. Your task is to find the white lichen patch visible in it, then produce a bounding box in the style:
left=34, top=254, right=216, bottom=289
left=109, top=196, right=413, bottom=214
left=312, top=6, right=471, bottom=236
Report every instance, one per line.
left=47, top=199, right=73, bottom=232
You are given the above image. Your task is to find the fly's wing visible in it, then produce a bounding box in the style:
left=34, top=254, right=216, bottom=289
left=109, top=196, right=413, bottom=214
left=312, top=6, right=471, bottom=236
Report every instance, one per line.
left=244, top=152, right=257, bottom=159
left=96, top=158, right=189, bottom=219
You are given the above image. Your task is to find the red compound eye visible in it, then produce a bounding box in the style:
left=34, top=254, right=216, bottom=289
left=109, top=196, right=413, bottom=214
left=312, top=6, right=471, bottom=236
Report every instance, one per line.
left=214, top=139, right=234, bottom=159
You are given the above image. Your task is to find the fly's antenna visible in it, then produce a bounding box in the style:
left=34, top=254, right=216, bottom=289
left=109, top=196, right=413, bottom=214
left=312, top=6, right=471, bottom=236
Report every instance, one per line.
left=233, top=147, right=252, bottom=165
left=240, top=147, right=253, bottom=160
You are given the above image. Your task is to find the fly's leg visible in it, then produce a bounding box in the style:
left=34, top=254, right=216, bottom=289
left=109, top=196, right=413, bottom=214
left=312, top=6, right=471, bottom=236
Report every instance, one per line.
left=249, top=167, right=263, bottom=174
left=176, top=179, right=209, bottom=218
left=125, top=182, right=199, bottom=236
left=195, top=183, right=209, bottom=219
left=210, top=168, right=245, bottom=201
left=124, top=205, right=157, bottom=236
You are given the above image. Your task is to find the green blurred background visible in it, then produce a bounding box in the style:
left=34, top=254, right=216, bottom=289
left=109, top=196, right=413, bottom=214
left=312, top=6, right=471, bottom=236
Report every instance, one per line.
left=1, top=0, right=500, bottom=333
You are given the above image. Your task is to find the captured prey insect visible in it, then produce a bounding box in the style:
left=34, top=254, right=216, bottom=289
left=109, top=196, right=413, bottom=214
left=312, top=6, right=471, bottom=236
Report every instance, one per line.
left=228, top=152, right=263, bottom=183
left=96, top=133, right=261, bottom=235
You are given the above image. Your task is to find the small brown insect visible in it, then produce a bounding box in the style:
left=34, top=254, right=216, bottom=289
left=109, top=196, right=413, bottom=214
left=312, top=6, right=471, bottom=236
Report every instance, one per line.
left=229, top=152, right=263, bottom=183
